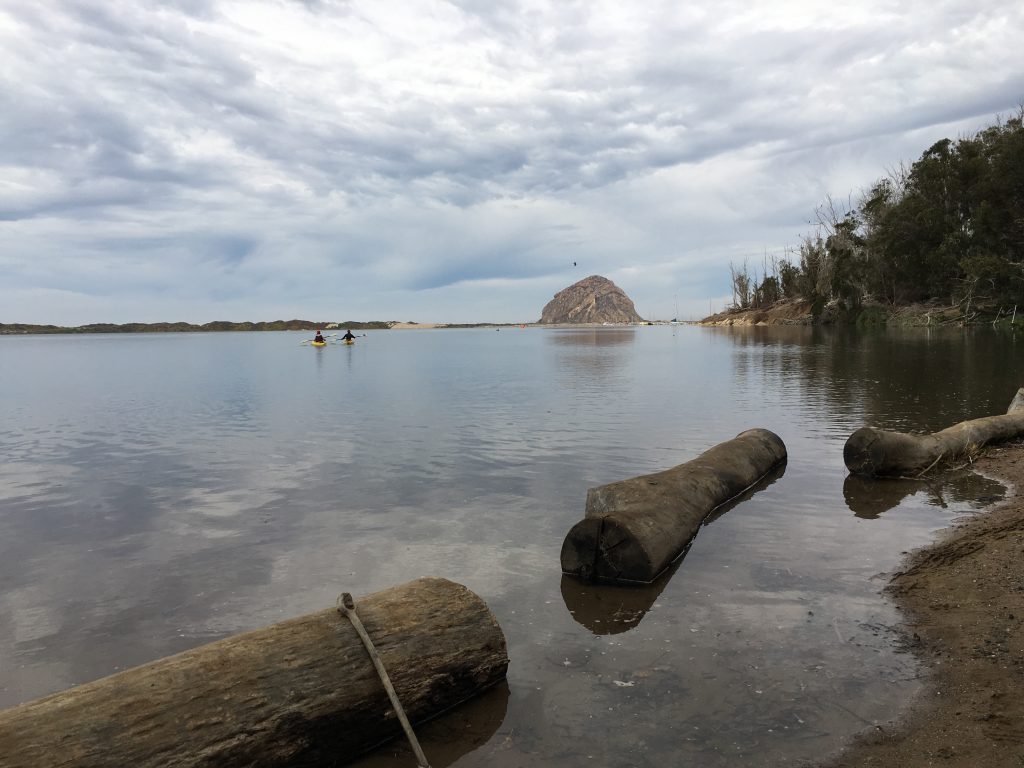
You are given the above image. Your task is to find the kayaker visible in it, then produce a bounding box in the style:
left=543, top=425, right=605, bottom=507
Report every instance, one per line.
left=313, top=330, right=325, bottom=343
left=341, top=330, right=356, bottom=341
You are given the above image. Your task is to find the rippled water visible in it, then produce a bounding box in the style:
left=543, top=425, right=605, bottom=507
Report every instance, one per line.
left=0, top=326, right=1019, bottom=765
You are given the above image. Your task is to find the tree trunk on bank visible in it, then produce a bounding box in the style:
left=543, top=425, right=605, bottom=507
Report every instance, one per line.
left=0, top=577, right=508, bottom=768
left=844, top=387, right=1024, bottom=478
left=560, top=429, right=787, bottom=584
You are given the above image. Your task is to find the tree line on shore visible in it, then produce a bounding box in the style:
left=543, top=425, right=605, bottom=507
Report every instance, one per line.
left=730, top=108, right=1024, bottom=322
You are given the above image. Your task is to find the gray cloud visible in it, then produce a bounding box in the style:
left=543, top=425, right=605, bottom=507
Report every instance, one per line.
left=1, top=0, right=1022, bottom=322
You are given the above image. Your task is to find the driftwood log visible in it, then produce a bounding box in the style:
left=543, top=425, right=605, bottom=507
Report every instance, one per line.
left=844, top=387, right=1024, bottom=477
left=560, top=428, right=787, bottom=583
left=0, top=577, right=508, bottom=768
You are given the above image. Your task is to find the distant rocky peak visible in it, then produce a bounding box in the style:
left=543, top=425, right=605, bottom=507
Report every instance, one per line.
left=538, top=275, right=643, bottom=324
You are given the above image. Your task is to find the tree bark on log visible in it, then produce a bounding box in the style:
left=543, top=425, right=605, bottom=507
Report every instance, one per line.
left=0, top=577, right=508, bottom=768
left=844, top=387, right=1024, bottom=478
left=560, top=428, right=787, bottom=584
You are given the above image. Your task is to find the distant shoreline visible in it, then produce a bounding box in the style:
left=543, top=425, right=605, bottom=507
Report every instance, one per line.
left=699, top=299, right=1021, bottom=328
left=0, top=320, right=394, bottom=335
left=0, top=320, right=681, bottom=335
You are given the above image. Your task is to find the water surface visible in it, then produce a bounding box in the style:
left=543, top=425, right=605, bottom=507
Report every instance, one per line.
left=0, top=326, right=1019, bottom=765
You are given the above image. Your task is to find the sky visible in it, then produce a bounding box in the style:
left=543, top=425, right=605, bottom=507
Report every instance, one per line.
left=1, top=1, right=1023, bottom=324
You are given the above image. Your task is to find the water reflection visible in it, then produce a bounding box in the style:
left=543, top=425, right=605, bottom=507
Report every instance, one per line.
left=843, top=470, right=1006, bottom=518
left=349, top=681, right=509, bottom=768
left=548, top=328, right=636, bottom=346
left=721, top=325, right=1024, bottom=434
left=843, top=475, right=925, bottom=519
left=2, top=328, right=1022, bottom=768
left=560, top=564, right=676, bottom=635
left=940, top=470, right=1006, bottom=508
left=547, top=328, right=636, bottom=395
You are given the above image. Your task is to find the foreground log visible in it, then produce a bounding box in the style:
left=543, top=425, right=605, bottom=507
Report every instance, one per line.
left=844, top=387, right=1024, bottom=477
left=0, top=577, right=508, bottom=768
left=560, top=428, right=787, bottom=583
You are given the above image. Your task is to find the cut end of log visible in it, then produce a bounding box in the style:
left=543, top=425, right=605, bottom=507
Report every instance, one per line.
left=560, top=517, right=654, bottom=583
left=843, top=427, right=883, bottom=476
left=844, top=426, right=940, bottom=477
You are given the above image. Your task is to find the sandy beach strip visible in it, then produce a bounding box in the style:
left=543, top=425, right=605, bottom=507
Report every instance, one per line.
left=822, top=439, right=1024, bottom=767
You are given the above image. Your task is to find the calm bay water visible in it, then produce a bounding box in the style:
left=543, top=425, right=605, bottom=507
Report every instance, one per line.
left=0, top=326, right=1020, bottom=766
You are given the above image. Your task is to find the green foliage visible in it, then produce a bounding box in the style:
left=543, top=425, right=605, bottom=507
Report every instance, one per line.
left=854, top=305, right=888, bottom=329
left=731, top=108, right=1024, bottom=318
left=778, top=259, right=801, bottom=298
left=798, top=235, right=826, bottom=299
left=754, top=275, right=781, bottom=306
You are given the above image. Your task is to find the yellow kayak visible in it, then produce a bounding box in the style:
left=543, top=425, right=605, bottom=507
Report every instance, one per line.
left=343, top=339, right=354, bottom=345
left=311, top=341, right=326, bottom=347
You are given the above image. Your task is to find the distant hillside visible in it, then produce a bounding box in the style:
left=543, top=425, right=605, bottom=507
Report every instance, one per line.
left=0, top=320, right=394, bottom=335
left=538, top=275, right=643, bottom=324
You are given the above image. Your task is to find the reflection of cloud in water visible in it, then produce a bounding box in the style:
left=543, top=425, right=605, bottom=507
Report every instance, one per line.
left=0, top=440, right=340, bottom=705
left=4, top=330, right=1023, bottom=765
left=0, top=463, right=79, bottom=503
left=940, top=470, right=1006, bottom=508
left=5, top=583, right=63, bottom=648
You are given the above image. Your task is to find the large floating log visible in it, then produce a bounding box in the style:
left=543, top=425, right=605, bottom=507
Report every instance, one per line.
left=0, top=577, right=508, bottom=768
left=560, top=428, right=787, bottom=583
left=844, top=387, right=1024, bottom=477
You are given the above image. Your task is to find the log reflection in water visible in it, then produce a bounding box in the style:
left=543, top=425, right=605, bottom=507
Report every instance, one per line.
left=842, top=475, right=924, bottom=519
left=349, top=680, right=510, bottom=768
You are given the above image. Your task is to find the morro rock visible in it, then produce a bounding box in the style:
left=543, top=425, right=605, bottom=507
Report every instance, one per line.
left=539, top=275, right=643, bottom=324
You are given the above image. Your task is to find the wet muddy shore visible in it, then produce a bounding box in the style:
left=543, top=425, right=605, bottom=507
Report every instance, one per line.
left=823, top=439, right=1024, bottom=767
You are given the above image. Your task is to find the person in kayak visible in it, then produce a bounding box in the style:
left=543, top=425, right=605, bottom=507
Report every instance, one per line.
left=341, top=330, right=356, bottom=341
left=313, top=330, right=325, bottom=343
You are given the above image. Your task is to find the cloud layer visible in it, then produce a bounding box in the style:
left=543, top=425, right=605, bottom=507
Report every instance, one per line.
left=2, top=0, right=1022, bottom=322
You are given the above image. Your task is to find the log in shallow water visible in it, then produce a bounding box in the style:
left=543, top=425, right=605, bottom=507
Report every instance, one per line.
left=844, top=387, right=1024, bottom=478
left=0, top=577, right=508, bottom=768
left=560, top=428, right=788, bottom=584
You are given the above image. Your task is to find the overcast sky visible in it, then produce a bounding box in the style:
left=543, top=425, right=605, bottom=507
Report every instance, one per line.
left=1, top=0, right=1022, bottom=324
